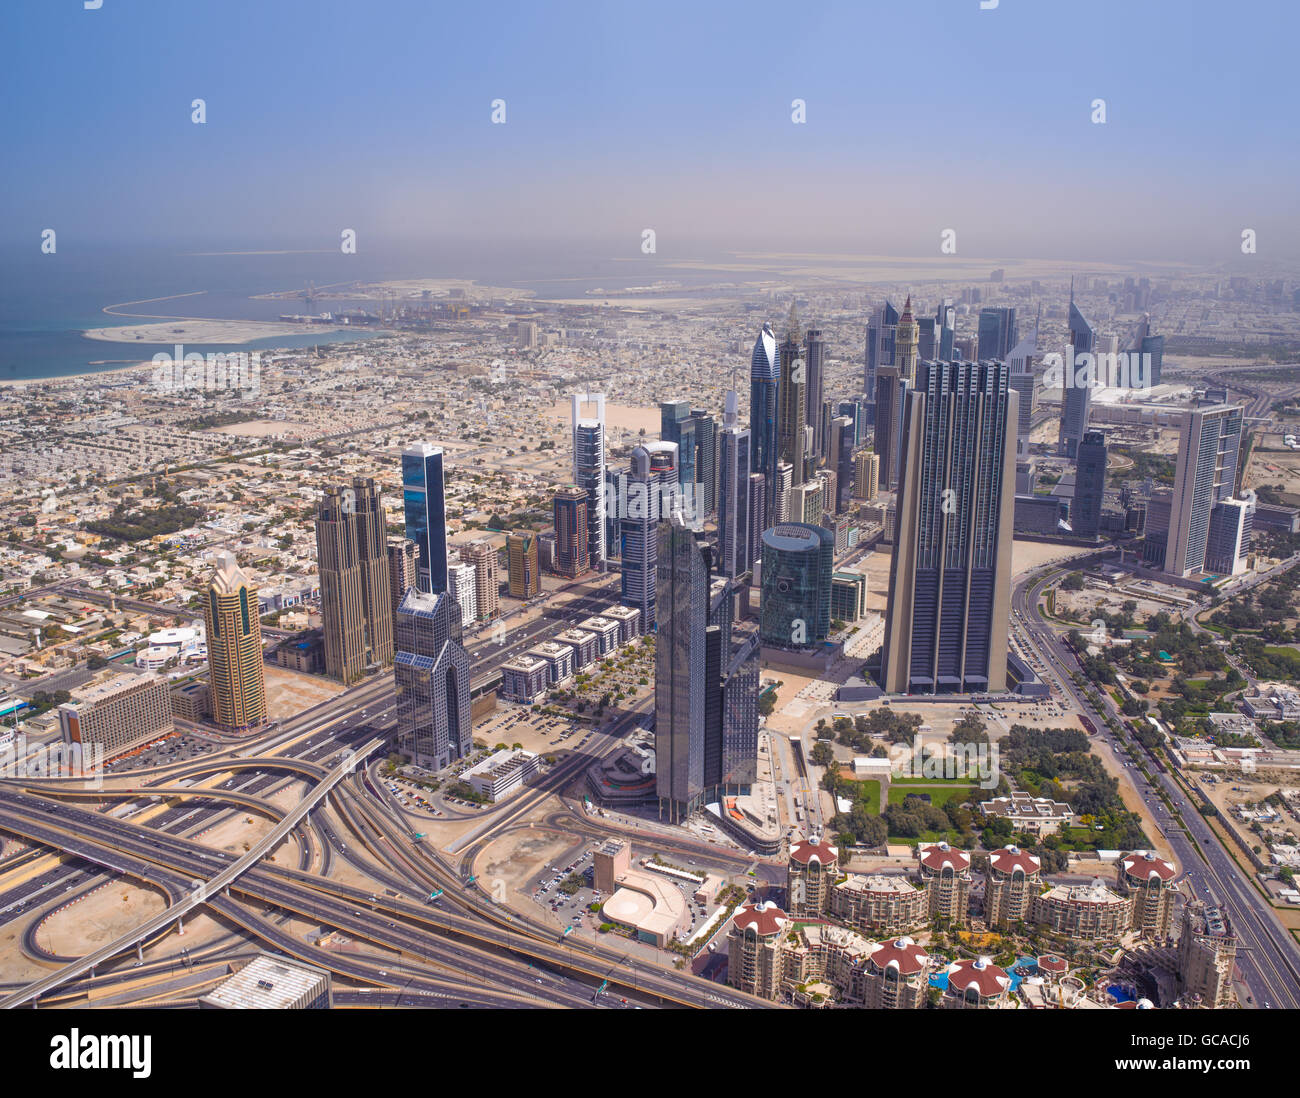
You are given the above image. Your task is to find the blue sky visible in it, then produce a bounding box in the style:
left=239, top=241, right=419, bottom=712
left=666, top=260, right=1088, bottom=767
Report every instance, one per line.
left=2, top=0, right=1297, bottom=261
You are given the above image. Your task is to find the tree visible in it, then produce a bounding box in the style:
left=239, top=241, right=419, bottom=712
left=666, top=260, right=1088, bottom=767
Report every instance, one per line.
left=810, top=741, right=835, bottom=767
left=1061, top=572, right=1085, bottom=591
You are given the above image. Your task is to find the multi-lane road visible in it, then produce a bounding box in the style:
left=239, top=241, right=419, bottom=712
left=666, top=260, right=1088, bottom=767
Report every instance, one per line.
left=1014, top=564, right=1300, bottom=1009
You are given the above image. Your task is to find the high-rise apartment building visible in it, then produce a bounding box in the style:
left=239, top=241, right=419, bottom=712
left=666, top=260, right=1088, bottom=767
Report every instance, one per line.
left=460, top=539, right=500, bottom=621
left=387, top=538, right=418, bottom=620
left=402, top=443, right=448, bottom=594
left=58, top=672, right=174, bottom=759
left=690, top=408, right=717, bottom=517
left=552, top=484, right=589, bottom=578
left=1176, top=902, right=1237, bottom=1008
left=621, top=442, right=677, bottom=630
left=1165, top=404, right=1248, bottom=576
left=506, top=531, right=541, bottom=599
left=203, top=552, right=267, bottom=732
left=394, top=587, right=471, bottom=770
left=717, top=390, right=752, bottom=579
left=748, top=473, right=767, bottom=573
left=882, top=360, right=1017, bottom=694
left=316, top=478, right=393, bottom=686
left=447, top=560, right=477, bottom=627
left=1006, top=323, right=1039, bottom=459
left=571, top=393, right=607, bottom=571
left=854, top=450, right=879, bottom=501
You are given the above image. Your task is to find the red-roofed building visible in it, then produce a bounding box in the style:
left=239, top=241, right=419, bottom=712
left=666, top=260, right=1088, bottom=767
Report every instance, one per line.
left=943, top=957, right=1011, bottom=1009
left=916, top=842, right=971, bottom=926
left=985, top=844, right=1043, bottom=930
left=1118, top=851, right=1179, bottom=939
left=787, top=834, right=839, bottom=917
left=728, top=900, right=792, bottom=1000
left=865, top=936, right=930, bottom=1009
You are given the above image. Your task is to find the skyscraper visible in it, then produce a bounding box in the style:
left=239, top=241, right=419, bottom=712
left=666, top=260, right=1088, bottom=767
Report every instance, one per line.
left=830, top=415, right=855, bottom=514
left=976, top=307, right=1018, bottom=361
left=655, top=505, right=758, bottom=823
left=777, top=308, right=807, bottom=491
left=689, top=408, right=717, bottom=517
left=552, top=484, right=589, bottom=578
left=656, top=508, right=710, bottom=822
left=571, top=393, right=607, bottom=571
left=316, top=478, right=393, bottom=685
left=882, top=360, right=1018, bottom=694
left=1165, top=404, right=1249, bottom=576
left=506, top=531, right=540, bottom=599
left=854, top=450, right=879, bottom=501
left=804, top=321, right=827, bottom=461
left=1073, top=430, right=1108, bottom=539
left=748, top=472, right=767, bottom=574
left=750, top=322, right=780, bottom=520
left=875, top=297, right=918, bottom=492
left=935, top=298, right=956, bottom=361
left=447, top=560, right=477, bottom=626
left=394, top=587, right=472, bottom=770
left=1058, top=290, right=1095, bottom=459
left=204, top=551, right=267, bottom=732
left=864, top=300, right=899, bottom=421
left=1128, top=314, right=1164, bottom=387
left=460, top=539, right=500, bottom=621
left=660, top=400, right=698, bottom=505
left=717, top=390, right=752, bottom=579
left=621, top=441, right=676, bottom=629
left=759, top=523, right=834, bottom=649
left=387, top=538, right=418, bottom=620
left=402, top=443, right=448, bottom=594
left=1006, top=320, right=1039, bottom=459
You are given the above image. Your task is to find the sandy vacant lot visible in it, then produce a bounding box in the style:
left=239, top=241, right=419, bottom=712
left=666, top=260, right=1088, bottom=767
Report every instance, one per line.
left=264, top=665, right=344, bottom=719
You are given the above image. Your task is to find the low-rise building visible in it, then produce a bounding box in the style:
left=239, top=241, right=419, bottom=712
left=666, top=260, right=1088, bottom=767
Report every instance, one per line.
left=578, top=615, right=622, bottom=656
left=601, top=603, right=642, bottom=642
left=978, top=791, right=1074, bottom=837
left=526, top=641, right=574, bottom=686
left=500, top=655, right=549, bottom=704
left=942, top=957, right=1011, bottom=1009
left=552, top=628, right=599, bottom=672
left=463, top=747, right=540, bottom=802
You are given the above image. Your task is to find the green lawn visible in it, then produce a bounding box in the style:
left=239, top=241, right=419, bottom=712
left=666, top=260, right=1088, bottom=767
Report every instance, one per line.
left=888, top=784, right=977, bottom=809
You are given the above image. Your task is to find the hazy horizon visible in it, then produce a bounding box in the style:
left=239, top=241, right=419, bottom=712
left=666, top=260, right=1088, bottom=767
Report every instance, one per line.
left=4, top=0, right=1299, bottom=266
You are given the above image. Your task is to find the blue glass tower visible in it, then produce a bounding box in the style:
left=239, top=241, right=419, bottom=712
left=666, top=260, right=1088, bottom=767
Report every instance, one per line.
left=749, top=323, right=780, bottom=525
left=402, top=443, right=448, bottom=595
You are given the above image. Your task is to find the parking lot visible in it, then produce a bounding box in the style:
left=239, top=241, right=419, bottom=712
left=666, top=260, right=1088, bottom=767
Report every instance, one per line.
left=105, top=730, right=218, bottom=772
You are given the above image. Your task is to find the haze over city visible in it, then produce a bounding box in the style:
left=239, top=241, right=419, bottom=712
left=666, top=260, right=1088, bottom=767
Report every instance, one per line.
left=0, top=0, right=1297, bottom=1071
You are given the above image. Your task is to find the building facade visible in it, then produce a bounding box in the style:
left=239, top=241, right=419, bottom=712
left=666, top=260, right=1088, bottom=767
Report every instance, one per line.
left=203, top=552, right=267, bottom=732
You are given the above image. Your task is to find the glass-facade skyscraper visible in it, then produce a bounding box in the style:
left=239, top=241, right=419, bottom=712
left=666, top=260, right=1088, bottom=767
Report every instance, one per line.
left=758, top=523, right=834, bottom=649
left=864, top=300, right=899, bottom=423
left=717, top=391, right=752, bottom=579
left=394, top=587, right=471, bottom=770
left=976, top=307, right=1018, bottom=361
left=572, top=393, right=607, bottom=571
left=1072, top=429, right=1108, bottom=538
left=660, top=400, right=697, bottom=506
left=1165, top=404, right=1248, bottom=577
left=402, top=443, right=448, bottom=595
left=1059, top=291, right=1095, bottom=459
left=621, top=442, right=677, bottom=630
left=749, top=323, right=780, bottom=524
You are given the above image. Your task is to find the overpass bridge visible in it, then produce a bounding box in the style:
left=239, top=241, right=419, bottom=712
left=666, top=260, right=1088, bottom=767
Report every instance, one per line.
left=0, top=736, right=384, bottom=1009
